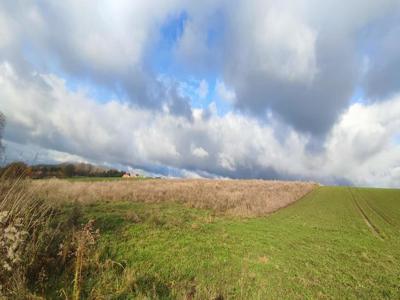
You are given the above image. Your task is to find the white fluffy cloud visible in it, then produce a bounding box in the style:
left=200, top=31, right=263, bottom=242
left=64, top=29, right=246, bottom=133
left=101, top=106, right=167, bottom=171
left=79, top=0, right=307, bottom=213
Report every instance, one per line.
left=323, top=98, right=400, bottom=186
left=229, top=1, right=318, bottom=83
left=0, top=1, right=182, bottom=71
left=1, top=63, right=400, bottom=186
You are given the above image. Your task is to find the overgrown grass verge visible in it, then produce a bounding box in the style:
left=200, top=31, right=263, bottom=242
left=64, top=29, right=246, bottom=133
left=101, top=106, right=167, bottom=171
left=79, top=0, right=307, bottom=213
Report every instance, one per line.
left=0, top=169, right=102, bottom=299
left=0, top=169, right=55, bottom=298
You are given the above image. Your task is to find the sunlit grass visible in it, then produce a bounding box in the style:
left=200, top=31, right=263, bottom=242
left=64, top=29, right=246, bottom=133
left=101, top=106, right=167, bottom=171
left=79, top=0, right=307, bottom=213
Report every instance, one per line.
left=48, top=186, right=400, bottom=299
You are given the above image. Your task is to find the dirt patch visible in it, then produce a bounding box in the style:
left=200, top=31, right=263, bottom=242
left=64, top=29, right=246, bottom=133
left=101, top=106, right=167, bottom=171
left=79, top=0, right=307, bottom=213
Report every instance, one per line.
left=258, top=256, right=269, bottom=264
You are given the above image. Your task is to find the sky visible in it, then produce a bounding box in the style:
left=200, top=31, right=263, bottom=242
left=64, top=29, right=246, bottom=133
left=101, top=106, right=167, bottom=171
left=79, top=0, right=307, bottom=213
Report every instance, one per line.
left=1, top=0, right=400, bottom=187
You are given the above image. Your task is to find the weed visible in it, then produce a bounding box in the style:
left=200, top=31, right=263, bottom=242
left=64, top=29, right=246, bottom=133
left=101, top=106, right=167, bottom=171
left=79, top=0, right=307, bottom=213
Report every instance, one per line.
left=71, top=220, right=100, bottom=300
left=125, top=211, right=141, bottom=223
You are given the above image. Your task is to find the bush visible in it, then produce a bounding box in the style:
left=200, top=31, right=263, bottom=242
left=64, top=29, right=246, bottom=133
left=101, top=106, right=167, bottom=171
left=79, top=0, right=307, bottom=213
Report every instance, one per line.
left=0, top=162, right=32, bottom=179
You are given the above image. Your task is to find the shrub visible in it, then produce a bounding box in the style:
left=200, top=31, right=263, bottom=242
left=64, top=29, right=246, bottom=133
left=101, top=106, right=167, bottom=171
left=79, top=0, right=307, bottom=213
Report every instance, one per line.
left=0, top=162, right=32, bottom=179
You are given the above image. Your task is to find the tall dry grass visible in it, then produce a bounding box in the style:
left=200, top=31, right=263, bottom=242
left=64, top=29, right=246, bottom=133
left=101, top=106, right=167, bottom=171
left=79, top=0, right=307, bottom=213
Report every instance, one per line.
left=0, top=170, right=54, bottom=298
left=32, top=179, right=318, bottom=217
left=0, top=169, right=104, bottom=298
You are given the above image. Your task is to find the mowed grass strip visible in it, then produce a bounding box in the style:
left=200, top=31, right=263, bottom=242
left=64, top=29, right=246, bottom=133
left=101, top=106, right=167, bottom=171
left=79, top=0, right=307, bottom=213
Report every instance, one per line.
left=51, top=186, right=400, bottom=299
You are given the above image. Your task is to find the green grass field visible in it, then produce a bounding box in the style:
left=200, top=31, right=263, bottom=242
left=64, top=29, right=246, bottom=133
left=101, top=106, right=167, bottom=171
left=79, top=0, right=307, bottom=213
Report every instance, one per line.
left=54, top=186, right=400, bottom=299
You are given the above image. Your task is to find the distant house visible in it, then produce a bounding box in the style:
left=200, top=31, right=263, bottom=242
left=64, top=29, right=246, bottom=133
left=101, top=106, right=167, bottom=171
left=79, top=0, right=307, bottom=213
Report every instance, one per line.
left=122, top=172, right=140, bottom=178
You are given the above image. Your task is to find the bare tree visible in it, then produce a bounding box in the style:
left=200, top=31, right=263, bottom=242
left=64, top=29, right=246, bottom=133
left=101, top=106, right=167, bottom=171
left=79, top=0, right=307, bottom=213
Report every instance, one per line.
left=0, top=112, right=5, bottom=158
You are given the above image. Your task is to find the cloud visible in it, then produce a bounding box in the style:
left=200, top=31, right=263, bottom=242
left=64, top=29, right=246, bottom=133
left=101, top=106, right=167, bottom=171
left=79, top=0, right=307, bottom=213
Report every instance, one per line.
left=197, top=79, right=209, bottom=99
left=216, top=80, right=236, bottom=103
left=174, top=0, right=400, bottom=135
left=3, top=140, right=89, bottom=166
left=2, top=0, right=400, bottom=135
left=221, top=1, right=341, bottom=134
left=365, top=22, right=400, bottom=100
left=323, top=96, right=400, bottom=187
left=191, top=145, right=209, bottom=159
left=1, top=63, right=400, bottom=187
left=0, top=0, right=194, bottom=116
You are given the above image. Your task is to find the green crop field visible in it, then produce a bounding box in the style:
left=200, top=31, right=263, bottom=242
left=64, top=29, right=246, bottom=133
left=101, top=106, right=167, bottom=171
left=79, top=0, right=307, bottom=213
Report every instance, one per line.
left=49, top=186, right=400, bottom=299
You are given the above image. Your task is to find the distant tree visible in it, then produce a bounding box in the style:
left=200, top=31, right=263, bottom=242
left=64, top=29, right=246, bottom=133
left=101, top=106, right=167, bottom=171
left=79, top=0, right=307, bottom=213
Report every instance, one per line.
left=62, top=164, right=76, bottom=177
left=105, top=169, right=124, bottom=177
left=0, top=161, right=31, bottom=179
left=12, top=161, right=125, bottom=179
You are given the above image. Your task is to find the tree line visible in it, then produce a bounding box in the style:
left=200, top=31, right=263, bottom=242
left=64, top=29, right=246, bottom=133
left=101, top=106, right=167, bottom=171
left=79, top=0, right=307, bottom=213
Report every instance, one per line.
left=0, top=161, right=125, bottom=179
left=31, top=162, right=125, bottom=178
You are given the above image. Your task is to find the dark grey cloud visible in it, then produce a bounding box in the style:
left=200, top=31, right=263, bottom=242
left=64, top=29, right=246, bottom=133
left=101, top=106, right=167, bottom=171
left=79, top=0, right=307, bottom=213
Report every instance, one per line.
left=227, top=35, right=357, bottom=135
left=365, top=23, right=400, bottom=100
left=173, top=1, right=400, bottom=136
left=220, top=1, right=400, bottom=136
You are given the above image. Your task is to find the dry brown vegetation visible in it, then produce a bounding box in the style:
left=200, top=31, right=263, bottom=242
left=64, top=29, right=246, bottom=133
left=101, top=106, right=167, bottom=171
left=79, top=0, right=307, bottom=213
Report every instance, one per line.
left=0, top=172, right=54, bottom=297
left=32, top=179, right=318, bottom=217
left=0, top=170, right=101, bottom=298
